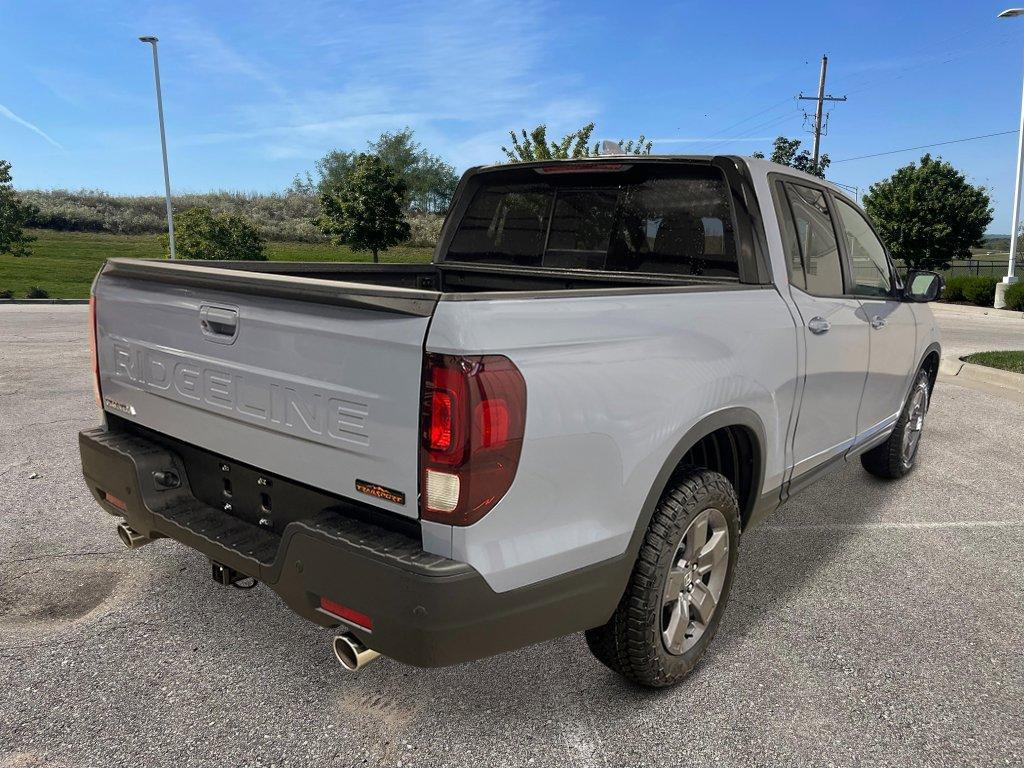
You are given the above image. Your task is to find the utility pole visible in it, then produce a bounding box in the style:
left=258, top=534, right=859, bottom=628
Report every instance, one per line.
left=798, top=55, right=847, bottom=167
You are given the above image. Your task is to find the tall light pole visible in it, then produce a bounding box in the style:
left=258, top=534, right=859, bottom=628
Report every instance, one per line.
left=139, top=35, right=175, bottom=259
left=996, top=9, right=1024, bottom=307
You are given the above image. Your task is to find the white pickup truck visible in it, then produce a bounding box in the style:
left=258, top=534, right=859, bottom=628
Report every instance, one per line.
left=79, top=156, right=942, bottom=687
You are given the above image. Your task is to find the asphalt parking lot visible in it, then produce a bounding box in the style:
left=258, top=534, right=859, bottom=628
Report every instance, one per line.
left=1, top=305, right=1022, bottom=768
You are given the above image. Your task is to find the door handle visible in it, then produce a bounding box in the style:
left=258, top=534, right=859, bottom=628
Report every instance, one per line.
left=807, top=316, right=831, bottom=335
left=870, top=315, right=887, bottom=330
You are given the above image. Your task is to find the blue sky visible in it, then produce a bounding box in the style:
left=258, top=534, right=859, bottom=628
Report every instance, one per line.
left=2, top=0, right=1024, bottom=232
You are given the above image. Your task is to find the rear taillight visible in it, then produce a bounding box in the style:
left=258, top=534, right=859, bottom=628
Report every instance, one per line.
left=420, top=354, right=526, bottom=526
left=88, top=295, right=102, bottom=408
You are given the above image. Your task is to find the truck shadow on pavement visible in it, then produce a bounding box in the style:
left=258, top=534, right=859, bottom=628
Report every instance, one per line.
left=326, top=459, right=895, bottom=713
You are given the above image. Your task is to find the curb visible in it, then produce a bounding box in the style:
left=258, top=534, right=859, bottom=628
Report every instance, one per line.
left=940, top=355, right=1024, bottom=391
left=0, top=298, right=89, bottom=305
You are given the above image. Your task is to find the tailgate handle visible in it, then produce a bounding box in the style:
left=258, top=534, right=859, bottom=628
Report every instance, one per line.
left=199, top=305, right=239, bottom=344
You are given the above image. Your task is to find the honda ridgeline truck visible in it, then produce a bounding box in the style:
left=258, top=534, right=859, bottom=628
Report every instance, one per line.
left=79, top=156, right=943, bottom=687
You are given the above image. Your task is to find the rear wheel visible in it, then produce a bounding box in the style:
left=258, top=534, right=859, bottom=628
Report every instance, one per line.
left=861, top=368, right=930, bottom=479
left=584, top=467, right=740, bottom=688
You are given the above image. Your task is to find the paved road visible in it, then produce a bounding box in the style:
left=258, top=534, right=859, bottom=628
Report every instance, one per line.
left=1, top=306, right=1022, bottom=768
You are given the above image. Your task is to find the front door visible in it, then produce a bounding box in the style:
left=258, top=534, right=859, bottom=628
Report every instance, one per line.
left=831, top=196, right=918, bottom=443
left=776, top=181, right=870, bottom=478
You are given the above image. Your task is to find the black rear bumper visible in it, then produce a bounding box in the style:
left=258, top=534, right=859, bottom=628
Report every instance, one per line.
left=79, top=426, right=626, bottom=667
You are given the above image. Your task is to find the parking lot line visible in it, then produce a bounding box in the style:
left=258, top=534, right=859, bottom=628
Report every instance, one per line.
left=758, top=519, right=1024, bottom=531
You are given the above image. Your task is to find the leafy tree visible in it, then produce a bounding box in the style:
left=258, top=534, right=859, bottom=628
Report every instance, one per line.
left=753, top=136, right=829, bottom=178
left=0, top=159, right=37, bottom=257
left=501, top=123, right=652, bottom=162
left=317, top=153, right=410, bottom=263
left=297, top=128, right=458, bottom=213
left=862, top=154, right=992, bottom=271
left=166, top=207, right=266, bottom=260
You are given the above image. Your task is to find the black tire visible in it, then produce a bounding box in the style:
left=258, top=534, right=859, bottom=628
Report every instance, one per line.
left=584, top=466, right=741, bottom=688
left=860, top=368, right=931, bottom=480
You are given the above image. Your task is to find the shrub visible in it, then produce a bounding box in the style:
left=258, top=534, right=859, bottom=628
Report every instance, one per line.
left=168, top=207, right=266, bottom=261
left=26, top=286, right=49, bottom=298
left=942, top=274, right=969, bottom=302
left=406, top=213, right=443, bottom=248
left=961, top=276, right=998, bottom=306
left=1004, top=281, right=1024, bottom=311
left=21, top=189, right=323, bottom=242
left=0, top=289, right=12, bottom=299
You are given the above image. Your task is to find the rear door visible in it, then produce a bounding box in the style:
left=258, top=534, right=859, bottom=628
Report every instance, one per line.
left=831, top=196, right=917, bottom=443
left=776, top=180, right=870, bottom=478
left=93, top=263, right=436, bottom=518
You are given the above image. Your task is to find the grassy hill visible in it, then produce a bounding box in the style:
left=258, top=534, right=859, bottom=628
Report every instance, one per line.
left=0, top=229, right=435, bottom=300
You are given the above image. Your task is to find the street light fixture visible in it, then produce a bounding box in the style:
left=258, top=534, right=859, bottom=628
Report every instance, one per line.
left=996, top=9, right=1024, bottom=307
left=138, top=35, right=176, bottom=259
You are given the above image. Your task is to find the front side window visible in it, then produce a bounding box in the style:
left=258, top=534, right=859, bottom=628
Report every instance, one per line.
left=445, top=165, right=739, bottom=278
left=783, top=183, right=844, bottom=296
left=834, top=198, right=893, bottom=298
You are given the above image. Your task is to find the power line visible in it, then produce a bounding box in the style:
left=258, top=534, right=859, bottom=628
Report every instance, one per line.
left=702, top=106, right=803, bottom=152
left=832, top=130, right=1019, bottom=163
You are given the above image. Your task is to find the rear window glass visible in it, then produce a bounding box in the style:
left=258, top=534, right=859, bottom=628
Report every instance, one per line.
left=444, top=165, right=739, bottom=278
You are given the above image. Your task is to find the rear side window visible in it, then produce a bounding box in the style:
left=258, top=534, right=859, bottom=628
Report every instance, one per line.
left=445, top=165, right=739, bottom=278
left=774, top=181, right=805, bottom=291
left=782, top=183, right=844, bottom=296
left=834, top=198, right=893, bottom=298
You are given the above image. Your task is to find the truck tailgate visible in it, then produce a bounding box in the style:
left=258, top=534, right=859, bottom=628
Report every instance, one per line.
left=93, top=260, right=438, bottom=518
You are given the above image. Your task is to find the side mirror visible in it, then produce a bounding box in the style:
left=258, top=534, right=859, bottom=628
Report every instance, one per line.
left=905, top=270, right=943, bottom=302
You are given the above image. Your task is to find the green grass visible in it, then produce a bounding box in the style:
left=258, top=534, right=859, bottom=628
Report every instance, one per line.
left=0, top=229, right=435, bottom=300
left=963, top=351, right=1024, bottom=374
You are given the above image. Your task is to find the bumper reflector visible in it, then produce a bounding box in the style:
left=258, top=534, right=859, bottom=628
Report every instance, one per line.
left=319, top=596, right=373, bottom=630
left=102, top=491, right=127, bottom=511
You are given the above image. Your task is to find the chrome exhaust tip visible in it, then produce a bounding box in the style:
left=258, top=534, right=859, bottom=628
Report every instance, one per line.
left=333, top=633, right=381, bottom=671
left=117, top=522, right=153, bottom=549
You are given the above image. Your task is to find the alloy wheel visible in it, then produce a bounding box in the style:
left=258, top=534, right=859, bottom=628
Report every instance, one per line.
left=661, top=508, right=730, bottom=655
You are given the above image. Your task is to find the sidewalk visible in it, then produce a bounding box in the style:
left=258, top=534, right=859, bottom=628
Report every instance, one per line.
left=930, top=301, right=1024, bottom=321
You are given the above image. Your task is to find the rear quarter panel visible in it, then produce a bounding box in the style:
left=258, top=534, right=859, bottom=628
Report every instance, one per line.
left=426, top=286, right=799, bottom=592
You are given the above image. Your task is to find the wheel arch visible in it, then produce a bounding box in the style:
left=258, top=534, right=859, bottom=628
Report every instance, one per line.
left=919, top=342, right=941, bottom=397
left=625, top=408, right=767, bottom=561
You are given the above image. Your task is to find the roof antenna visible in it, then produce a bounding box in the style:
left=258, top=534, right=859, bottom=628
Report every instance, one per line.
left=599, top=140, right=624, bottom=156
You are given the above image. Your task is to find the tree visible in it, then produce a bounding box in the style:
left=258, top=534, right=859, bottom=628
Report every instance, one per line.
left=0, top=159, right=37, bottom=257
left=501, top=123, right=652, bottom=162
left=753, top=136, right=829, bottom=178
left=862, top=154, right=992, bottom=272
left=317, top=153, right=410, bottom=263
left=297, top=128, right=459, bottom=213
left=167, top=207, right=266, bottom=260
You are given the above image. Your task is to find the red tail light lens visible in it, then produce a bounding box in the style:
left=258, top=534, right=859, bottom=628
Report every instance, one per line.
left=429, top=389, right=454, bottom=452
left=319, top=596, right=373, bottom=630
left=420, top=354, right=527, bottom=526
left=89, top=295, right=102, bottom=408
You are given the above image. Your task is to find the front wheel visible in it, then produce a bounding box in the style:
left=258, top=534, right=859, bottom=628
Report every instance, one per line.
left=861, top=368, right=930, bottom=479
left=584, top=467, right=740, bottom=688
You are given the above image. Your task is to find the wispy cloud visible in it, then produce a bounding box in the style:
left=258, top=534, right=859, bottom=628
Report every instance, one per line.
left=159, top=15, right=288, bottom=99
left=157, top=0, right=597, bottom=167
left=0, top=103, right=63, bottom=149
left=34, top=67, right=145, bottom=110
